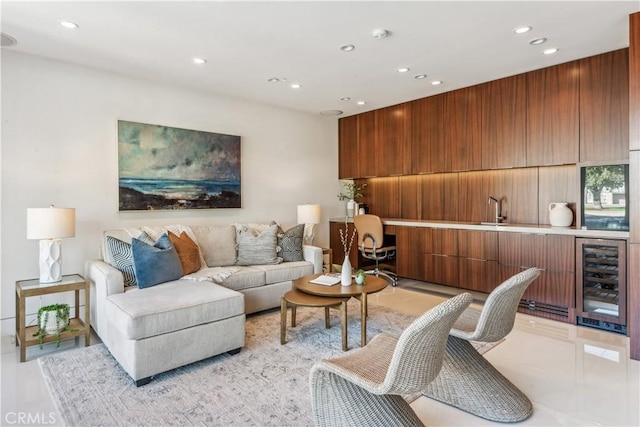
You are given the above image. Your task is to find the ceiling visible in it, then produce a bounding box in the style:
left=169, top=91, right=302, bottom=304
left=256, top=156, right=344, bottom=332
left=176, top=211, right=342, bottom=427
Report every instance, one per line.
left=2, top=1, right=638, bottom=117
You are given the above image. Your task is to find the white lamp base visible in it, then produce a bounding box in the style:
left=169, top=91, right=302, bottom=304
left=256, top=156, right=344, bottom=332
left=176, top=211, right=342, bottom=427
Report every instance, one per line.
left=39, top=239, right=62, bottom=283
left=303, top=224, right=315, bottom=246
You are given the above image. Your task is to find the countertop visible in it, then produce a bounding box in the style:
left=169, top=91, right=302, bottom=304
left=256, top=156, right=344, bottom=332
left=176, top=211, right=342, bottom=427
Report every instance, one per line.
left=329, top=217, right=629, bottom=239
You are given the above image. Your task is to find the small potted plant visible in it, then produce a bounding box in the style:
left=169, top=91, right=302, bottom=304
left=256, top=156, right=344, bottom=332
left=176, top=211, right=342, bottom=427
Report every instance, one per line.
left=337, top=180, right=367, bottom=217
left=34, top=303, right=71, bottom=348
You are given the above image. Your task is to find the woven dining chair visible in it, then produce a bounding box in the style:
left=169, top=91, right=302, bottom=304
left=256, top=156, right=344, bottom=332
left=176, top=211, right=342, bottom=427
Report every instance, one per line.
left=451, top=266, right=542, bottom=342
left=423, top=267, right=541, bottom=423
left=309, top=292, right=473, bottom=427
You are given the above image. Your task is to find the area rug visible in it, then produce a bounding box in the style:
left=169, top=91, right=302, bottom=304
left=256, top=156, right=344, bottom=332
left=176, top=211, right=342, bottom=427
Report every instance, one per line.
left=39, top=301, right=500, bottom=426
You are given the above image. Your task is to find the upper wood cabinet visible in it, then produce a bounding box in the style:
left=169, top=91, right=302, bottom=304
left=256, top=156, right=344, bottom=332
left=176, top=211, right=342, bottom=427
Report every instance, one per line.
left=443, top=86, right=483, bottom=171
left=338, top=115, right=358, bottom=179
left=481, top=74, right=527, bottom=169
left=375, top=103, right=411, bottom=176
left=526, top=61, right=580, bottom=166
left=579, top=49, right=629, bottom=162
left=357, top=111, right=377, bottom=178
left=631, top=14, right=640, bottom=152
left=410, top=94, right=445, bottom=173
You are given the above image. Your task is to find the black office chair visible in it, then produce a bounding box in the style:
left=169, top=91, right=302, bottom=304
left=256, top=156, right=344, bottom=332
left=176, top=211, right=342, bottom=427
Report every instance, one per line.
left=353, top=214, right=398, bottom=286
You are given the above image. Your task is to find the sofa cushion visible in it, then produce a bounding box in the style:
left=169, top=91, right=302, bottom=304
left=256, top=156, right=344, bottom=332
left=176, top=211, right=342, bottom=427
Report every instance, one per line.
left=236, top=224, right=282, bottom=266
left=132, top=233, right=183, bottom=289
left=106, top=280, right=244, bottom=340
left=168, top=231, right=201, bottom=275
left=219, top=266, right=266, bottom=291
left=191, top=225, right=237, bottom=267
left=277, top=224, right=304, bottom=262
left=105, top=232, right=154, bottom=287
left=254, top=261, right=314, bottom=284
left=139, top=225, right=207, bottom=269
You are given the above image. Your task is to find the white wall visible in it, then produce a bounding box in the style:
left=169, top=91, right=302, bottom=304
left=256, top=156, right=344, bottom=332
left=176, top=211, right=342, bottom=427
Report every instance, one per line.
left=0, top=51, right=341, bottom=335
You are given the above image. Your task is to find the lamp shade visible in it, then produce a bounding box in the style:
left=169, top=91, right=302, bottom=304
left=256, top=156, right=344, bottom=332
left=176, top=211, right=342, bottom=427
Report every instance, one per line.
left=297, top=204, right=321, bottom=225
left=27, top=206, right=76, bottom=240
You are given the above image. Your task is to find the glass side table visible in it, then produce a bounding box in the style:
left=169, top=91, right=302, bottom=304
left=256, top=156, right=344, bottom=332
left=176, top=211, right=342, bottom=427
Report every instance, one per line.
left=15, top=274, right=90, bottom=362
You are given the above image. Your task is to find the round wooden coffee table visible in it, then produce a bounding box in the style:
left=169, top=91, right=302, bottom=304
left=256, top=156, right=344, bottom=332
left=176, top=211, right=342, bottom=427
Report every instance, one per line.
left=293, top=274, right=387, bottom=347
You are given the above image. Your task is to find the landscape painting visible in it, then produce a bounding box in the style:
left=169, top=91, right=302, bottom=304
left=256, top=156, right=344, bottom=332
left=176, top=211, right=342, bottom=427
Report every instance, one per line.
left=118, top=120, right=241, bottom=211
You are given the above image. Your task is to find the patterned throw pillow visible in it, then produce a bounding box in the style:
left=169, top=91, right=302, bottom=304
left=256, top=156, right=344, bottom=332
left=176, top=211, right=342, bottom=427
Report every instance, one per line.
left=168, top=231, right=201, bottom=275
left=277, top=224, right=305, bottom=262
left=105, top=231, right=154, bottom=287
left=236, top=224, right=282, bottom=266
left=132, top=233, right=183, bottom=289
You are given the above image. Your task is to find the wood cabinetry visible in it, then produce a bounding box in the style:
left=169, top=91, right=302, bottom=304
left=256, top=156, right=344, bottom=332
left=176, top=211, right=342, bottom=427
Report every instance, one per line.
left=458, top=230, right=498, bottom=293
left=411, top=94, right=445, bottom=173
left=422, top=228, right=459, bottom=286
left=579, top=49, right=629, bottom=162
left=526, top=61, right=580, bottom=166
left=396, top=226, right=425, bottom=280
left=376, top=103, right=410, bottom=176
left=498, top=232, right=575, bottom=322
left=629, top=12, right=640, bottom=360
left=481, top=74, right=527, bottom=169
left=357, top=111, right=377, bottom=178
left=631, top=13, right=640, bottom=152
left=443, top=86, right=483, bottom=171
left=338, top=115, right=358, bottom=179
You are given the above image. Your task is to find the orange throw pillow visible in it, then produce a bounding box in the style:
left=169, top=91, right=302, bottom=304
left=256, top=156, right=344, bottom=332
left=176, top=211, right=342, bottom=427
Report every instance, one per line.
left=168, top=231, right=201, bottom=275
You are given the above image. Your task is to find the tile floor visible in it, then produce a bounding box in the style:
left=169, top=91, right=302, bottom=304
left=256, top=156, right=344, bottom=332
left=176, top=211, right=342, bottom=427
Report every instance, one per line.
left=1, top=279, right=639, bottom=426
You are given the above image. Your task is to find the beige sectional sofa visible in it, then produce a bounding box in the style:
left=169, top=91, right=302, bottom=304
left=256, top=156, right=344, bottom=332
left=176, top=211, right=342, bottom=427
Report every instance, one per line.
left=85, top=223, right=323, bottom=386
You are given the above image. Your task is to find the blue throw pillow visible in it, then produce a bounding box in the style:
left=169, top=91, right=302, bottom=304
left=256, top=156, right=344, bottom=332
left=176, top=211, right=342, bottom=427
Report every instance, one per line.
left=132, top=233, right=183, bottom=289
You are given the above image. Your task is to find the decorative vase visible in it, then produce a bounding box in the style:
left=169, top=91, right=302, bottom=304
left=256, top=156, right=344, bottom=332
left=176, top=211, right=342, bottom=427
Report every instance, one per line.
left=341, top=257, right=352, bottom=286
left=355, top=270, right=366, bottom=285
left=346, top=200, right=356, bottom=218
left=549, top=202, right=573, bottom=227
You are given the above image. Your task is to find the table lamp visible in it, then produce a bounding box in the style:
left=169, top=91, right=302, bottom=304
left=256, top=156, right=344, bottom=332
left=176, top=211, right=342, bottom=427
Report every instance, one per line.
left=27, top=205, right=76, bottom=283
left=297, top=204, right=321, bottom=245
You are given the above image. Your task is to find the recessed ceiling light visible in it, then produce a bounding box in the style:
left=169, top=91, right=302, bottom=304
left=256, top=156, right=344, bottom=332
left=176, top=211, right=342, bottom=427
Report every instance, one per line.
left=372, top=29, right=390, bottom=39
left=357, top=101, right=366, bottom=106
left=396, top=67, right=410, bottom=73
left=1, top=33, right=17, bottom=47
left=267, top=77, right=280, bottom=83
left=193, top=57, right=207, bottom=65
left=319, top=110, right=344, bottom=116
left=290, top=83, right=301, bottom=89
left=340, top=44, right=355, bottom=52
left=58, top=20, right=79, bottom=29
left=414, top=74, right=427, bottom=80
left=529, top=37, right=547, bottom=46
left=513, top=26, right=532, bottom=34
left=543, top=48, right=559, bottom=55
left=340, top=97, right=351, bottom=101
left=431, top=80, right=443, bottom=86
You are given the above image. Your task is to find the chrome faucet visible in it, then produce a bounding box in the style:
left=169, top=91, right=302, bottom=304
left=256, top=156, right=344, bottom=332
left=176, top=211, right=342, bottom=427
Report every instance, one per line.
left=488, top=196, right=505, bottom=224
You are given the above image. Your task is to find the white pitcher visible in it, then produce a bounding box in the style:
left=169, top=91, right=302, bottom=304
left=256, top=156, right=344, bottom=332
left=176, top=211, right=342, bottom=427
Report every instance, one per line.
left=548, top=202, right=573, bottom=227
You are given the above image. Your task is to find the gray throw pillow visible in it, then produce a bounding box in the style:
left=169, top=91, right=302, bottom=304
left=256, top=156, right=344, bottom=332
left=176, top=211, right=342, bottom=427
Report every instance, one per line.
left=236, top=224, right=282, bottom=266
left=277, top=224, right=305, bottom=262
left=105, top=232, right=154, bottom=287
left=132, top=233, right=183, bottom=288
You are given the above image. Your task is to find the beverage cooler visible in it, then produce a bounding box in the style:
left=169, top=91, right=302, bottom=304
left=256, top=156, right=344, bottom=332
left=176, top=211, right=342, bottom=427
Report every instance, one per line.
left=576, top=238, right=627, bottom=334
